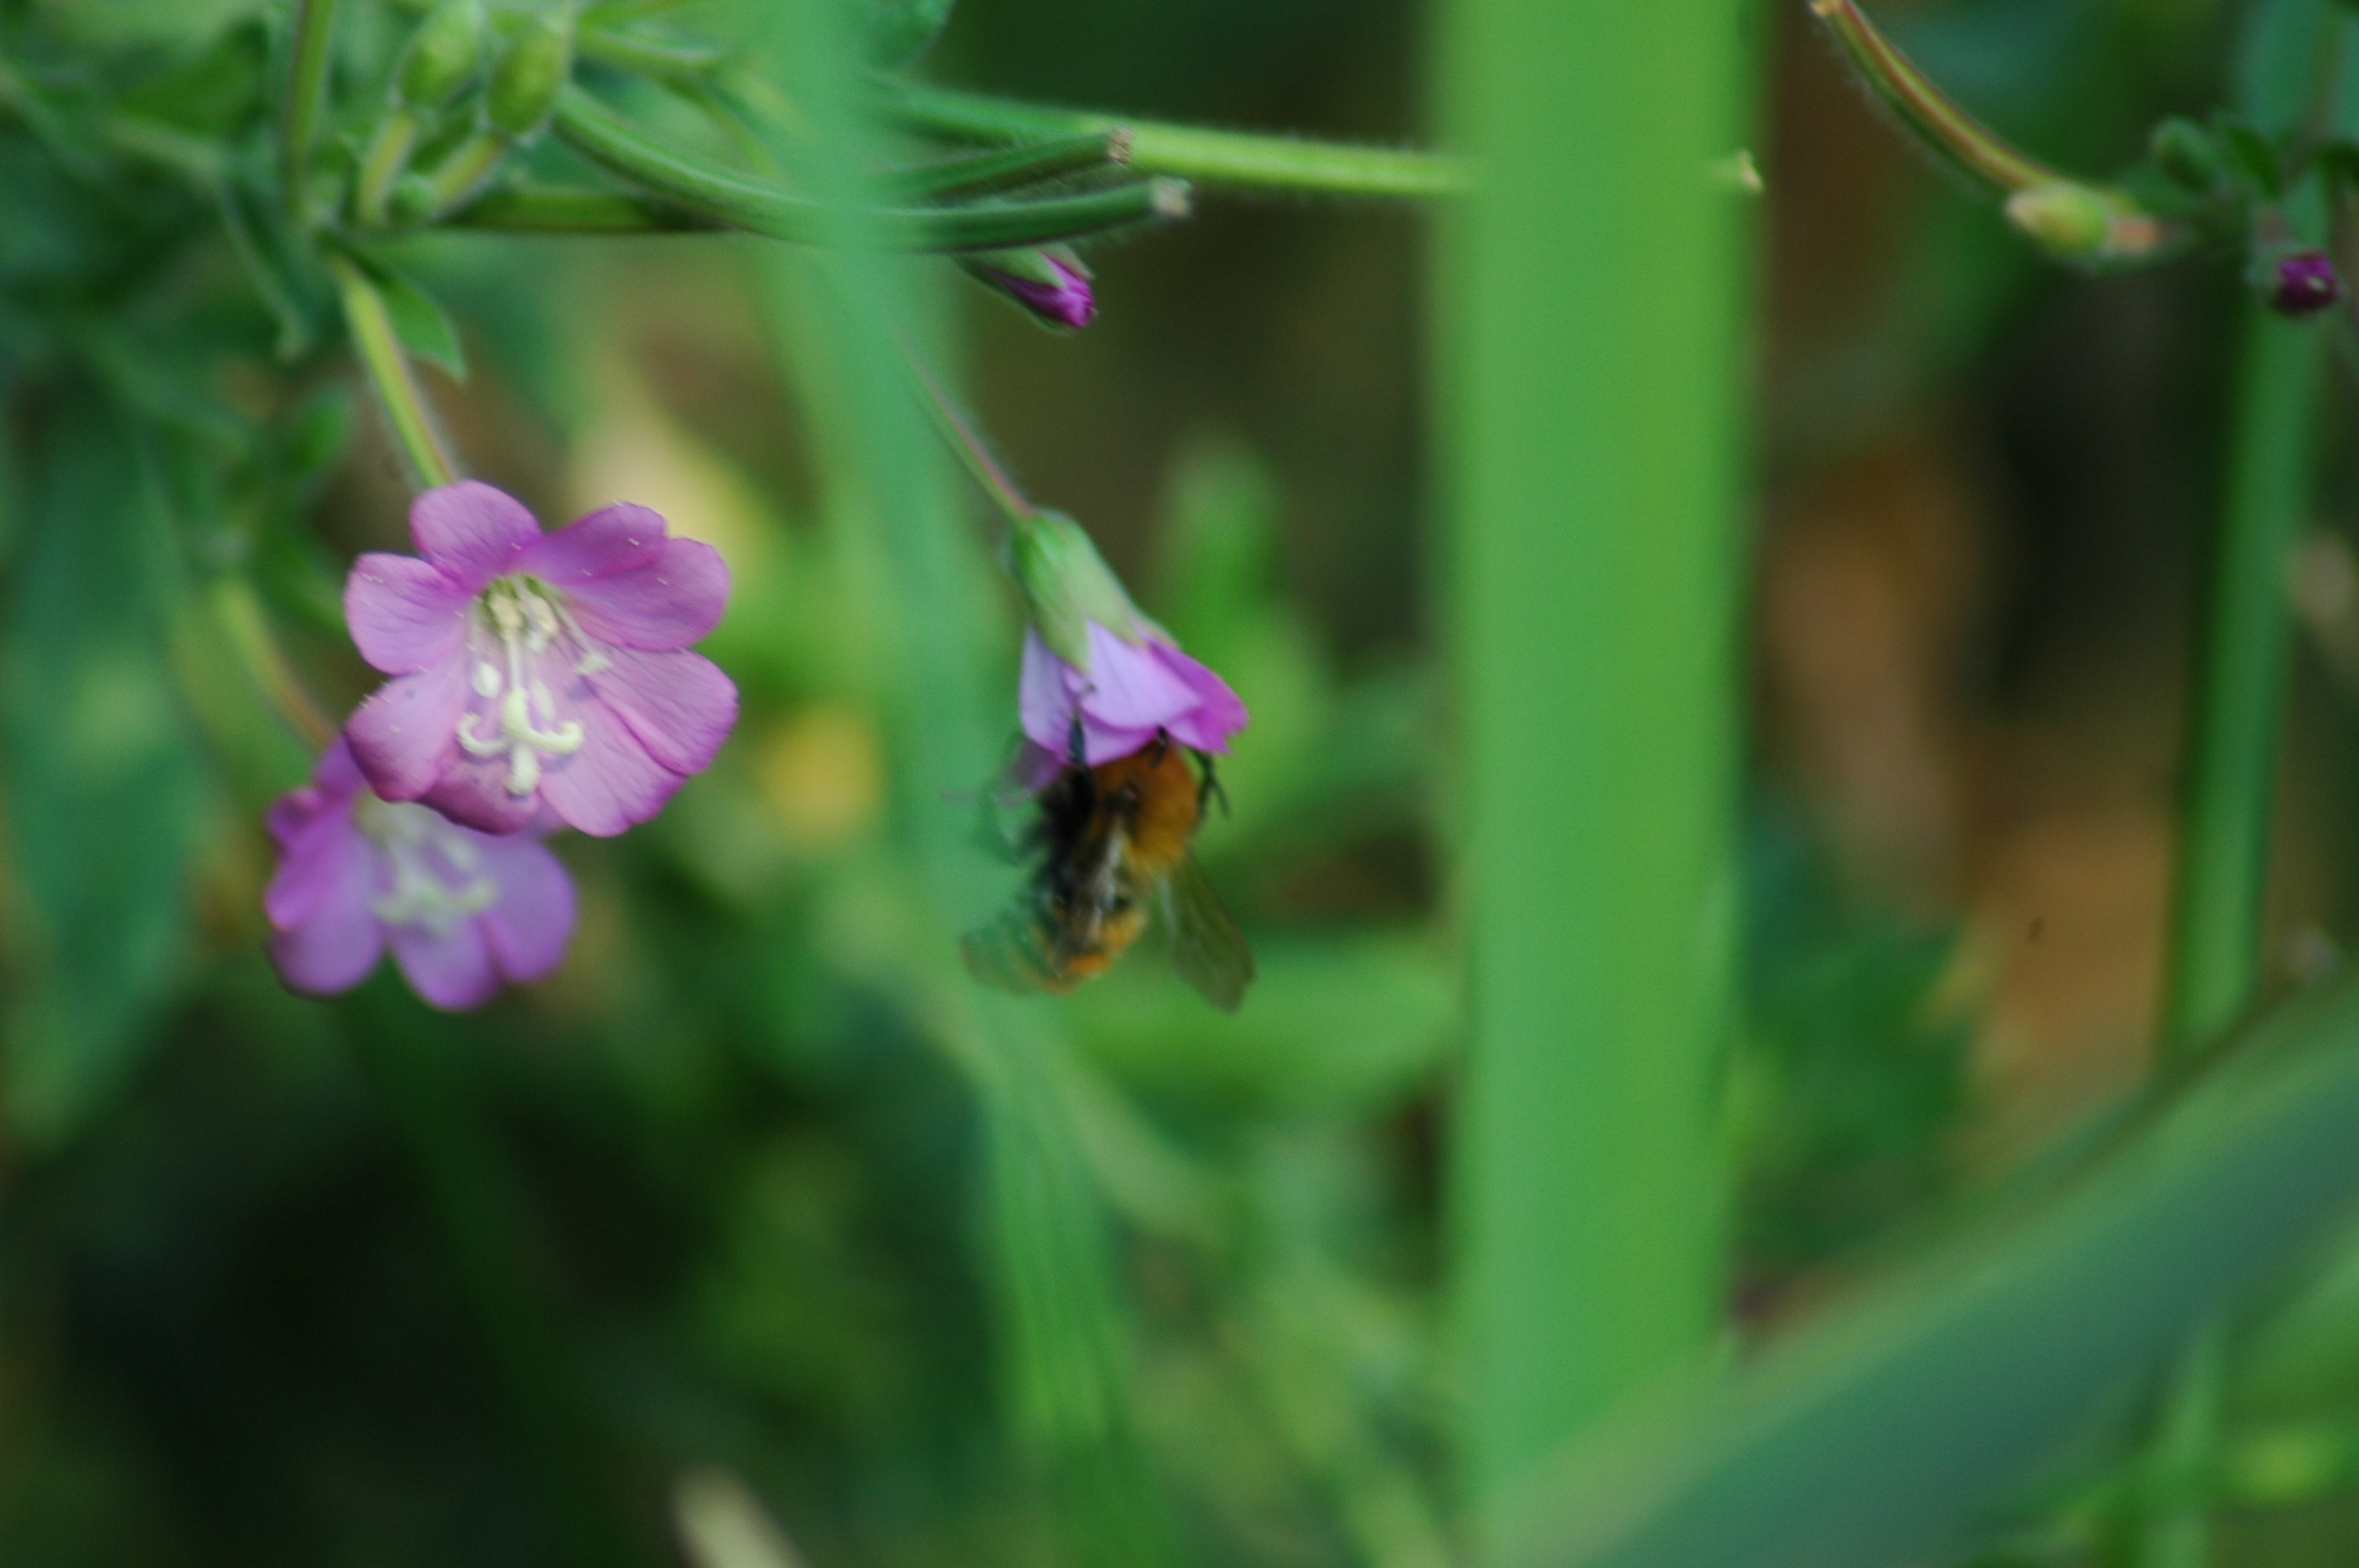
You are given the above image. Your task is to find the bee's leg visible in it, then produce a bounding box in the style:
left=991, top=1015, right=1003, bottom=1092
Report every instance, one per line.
left=1066, top=713, right=1097, bottom=807
left=1194, top=750, right=1231, bottom=817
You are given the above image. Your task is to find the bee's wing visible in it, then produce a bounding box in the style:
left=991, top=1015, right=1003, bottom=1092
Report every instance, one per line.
left=1158, top=855, right=1254, bottom=1011
left=961, top=906, right=1058, bottom=995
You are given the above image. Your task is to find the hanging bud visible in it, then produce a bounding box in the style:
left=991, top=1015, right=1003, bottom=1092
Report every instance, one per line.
left=2270, top=250, right=2343, bottom=316
left=2003, top=182, right=2165, bottom=265
left=961, top=246, right=1096, bottom=330
left=1006, top=510, right=1147, bottom=670
left=488, top=13, right=572, bottom=139
left=395, top=0, right=486, bottom=110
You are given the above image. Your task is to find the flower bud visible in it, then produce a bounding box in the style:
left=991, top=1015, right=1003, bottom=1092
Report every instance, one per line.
left=1006, top=510, right=1144, bottom=670
left=961, top=246, right=1095, bottom=330
left=387, top=171, right=440, bottom=225
left=2149, top=117, right=2223, bottom=196
left=2271, top=250, right=2343, bottom=317
left=863, top=0, right=956, bottom=68
left=2004, top=182, right=2114, bottom=259
left=488, top=13, right=571, bottom=139
left=395, top=0, right=486, bottom=109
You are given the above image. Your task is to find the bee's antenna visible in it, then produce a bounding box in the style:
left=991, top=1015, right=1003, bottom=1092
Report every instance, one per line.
left=1148, top=727, right=1171, bottom=766
left=1067, top=713, right=1096, bottom=807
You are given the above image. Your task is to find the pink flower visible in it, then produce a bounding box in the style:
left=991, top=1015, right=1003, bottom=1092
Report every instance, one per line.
left=1018, top=620, right=1248, bottom=767
left=343, top=481, right=737, bottom=837
left=264, top=738, right=576, bottom=1011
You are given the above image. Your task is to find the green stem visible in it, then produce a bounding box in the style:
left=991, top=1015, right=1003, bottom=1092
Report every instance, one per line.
left=1807, top=0, right=2056, bottom=191
left=575, top=24, right=728, bottom=88
left=448, top=183, right=723, bottom=233
left=579, top=0, right=697, bottom=24
left=876, top=130, right=1131, bottom=201
left=282, top=0, right=343, bottom=217
left=553, top=86, right=1191, bottom=249
left=353, top=106, right=422, bottom=227
left=2163, top=307, right=2324, bottom=1051
left=874, top=80, right=1469, bottom=200
left=330, top=254, right=460, bottom=490
left=891, top=331, right=1041, bottom=529
left=1443, top=0, right=1748, bottom=1517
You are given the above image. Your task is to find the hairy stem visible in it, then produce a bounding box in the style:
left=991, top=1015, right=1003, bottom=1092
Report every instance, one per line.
left=282, top=0, right=343, bottom=217
left=874, top=81, right=1468, bottom=199
left=331, top=254, right=460, bottom=490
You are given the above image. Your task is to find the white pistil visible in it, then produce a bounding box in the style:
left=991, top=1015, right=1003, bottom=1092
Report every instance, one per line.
left=357, top=794, right=496, bottom=938
left=456, top=577, right=591, bottom=797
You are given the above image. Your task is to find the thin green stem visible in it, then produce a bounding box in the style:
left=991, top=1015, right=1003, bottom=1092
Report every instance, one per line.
left=1807, top=0, right=2055, bottom=192
left=448, top=183, right=722, bottom=233
left=331, top=254, right=460, bottom=490
left=580, top=0, right=698, bottom=24
left=553, top=86, right=1190, bottom=250
left=1443, top=0, right=1747, bottom=1518
left=575, top=24, right=728, bottom=88
left=353, top=107, right=422, bottom=227
left=2163, top=305, right=2324, bottom=1052
left=282, top=0, right=343, bottom=217
left=874, top=80, right=1469, bottom=200
left=890, top=329, right=1041, bottom=530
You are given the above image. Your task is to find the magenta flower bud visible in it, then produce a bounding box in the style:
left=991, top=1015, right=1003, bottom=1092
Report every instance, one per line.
left=264, top=737, right=576, bottom=1010
left=2271, top=251, right=2342, bottom=317
left=964, top=247, right=1096, bottom=330
left=343, top=481, right=738, bottom=837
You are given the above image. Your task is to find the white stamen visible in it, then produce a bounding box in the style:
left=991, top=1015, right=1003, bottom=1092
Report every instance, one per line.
left=460, top=576, right=598, bottom=797
left=355, top=794, right=498, bottom=938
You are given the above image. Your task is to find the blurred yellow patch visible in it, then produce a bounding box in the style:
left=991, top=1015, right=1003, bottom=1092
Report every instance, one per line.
left=754, top=706, right=881, bottom=854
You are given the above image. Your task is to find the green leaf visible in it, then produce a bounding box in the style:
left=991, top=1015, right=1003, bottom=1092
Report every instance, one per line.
left=370, top=265, right=468, bottom=383
left=0, top=386, right=207, bottom=1151
left=1492, top=975, right=2359, bottom=1568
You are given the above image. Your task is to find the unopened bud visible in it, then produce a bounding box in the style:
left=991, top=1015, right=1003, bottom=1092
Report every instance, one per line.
left=2271, top=250, right=2343, bottom=317
left=1007, top=510, right=1144, bottom=670
left=2004, top=183, right=2114, bottom=259
left=2150, top=117, right=2223, bottom=195
left=388, top=171, right=439, bottom=226
left=395, top=0, right=486, bottom=109
left=961, top=246, right=1095, bottom=330
left=863, top=0, right=957, bottom=68
left=488, top=13, right=571, bottom=139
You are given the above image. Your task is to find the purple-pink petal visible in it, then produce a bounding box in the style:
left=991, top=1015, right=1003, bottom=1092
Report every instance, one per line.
left=421, top=759, right=540, bottom=837
left=561, top=538, right=731, bottom=651
left=264, top=794, right=361, bottom=929
left=587, top=648, right=738, bottom=776
left=347, top=660, right=468, bottom=803
left=1078, top=620, right=1201, bottom=728
left=347, top=552, right=474, bottom=674
left=1147, top=641, right=1247, bottom=753
left=478, top=835, right=576, bottom=982
left=1001, top=260, right=1096, bottom=328
left=537, top=699, right=682, bottom=837
left=513, top=501, right=667, bottom=586
left=409, top=481, right=541, bottom=587
left=387, top=916, right=502, bottom=1011
left=268, top=829, right=387, bottom=996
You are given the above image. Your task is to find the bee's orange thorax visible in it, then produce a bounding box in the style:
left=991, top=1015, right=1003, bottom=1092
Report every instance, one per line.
left=1091, top=743, right=1201, bottom=878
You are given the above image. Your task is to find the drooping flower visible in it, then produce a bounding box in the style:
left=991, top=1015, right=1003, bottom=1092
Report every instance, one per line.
left=344, top=481, right=737, bottom=837
left=2271, top=250, right=2343, bottom=317
left=1005, top=509, right=1245, bottom=767
left=264, top=737, right=576, bottom=1010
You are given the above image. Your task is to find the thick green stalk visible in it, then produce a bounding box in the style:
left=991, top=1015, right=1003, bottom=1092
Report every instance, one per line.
left=552, top=86, right=1190, bottom=250
left=873, top=81, right=1470, bottom=199
left=1441, top=0, right=1748, bottom=1519
left=330, top=254, right=460, bottom=490
left=282, top=0, right=342, bottom=216
left=2163, top=307, right=2323, bottom=1042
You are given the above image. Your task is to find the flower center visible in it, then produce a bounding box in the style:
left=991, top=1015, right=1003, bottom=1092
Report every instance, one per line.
left=354, top=792, right=497, bottom=937
left=454, top=575, right=609, bottom=797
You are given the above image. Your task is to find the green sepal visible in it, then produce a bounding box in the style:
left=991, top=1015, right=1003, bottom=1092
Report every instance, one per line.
left=396, top=0, right=486, bottom=109
left=1008, top=510, right=1144, bottom=670
left=346, top=256, right=467, bottom=381
left=489, top=13, right=572, bottom=138
left=862, top=0, right=956, bottom=69
left=2150, top=117, right=2226, bottom=196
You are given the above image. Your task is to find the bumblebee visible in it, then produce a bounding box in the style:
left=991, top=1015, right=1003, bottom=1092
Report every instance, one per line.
left=963, top=731, right=1253, bottom=1010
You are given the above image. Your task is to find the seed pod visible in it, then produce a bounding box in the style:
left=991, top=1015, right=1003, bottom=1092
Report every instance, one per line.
left=395, top=0, right=486, bottom=110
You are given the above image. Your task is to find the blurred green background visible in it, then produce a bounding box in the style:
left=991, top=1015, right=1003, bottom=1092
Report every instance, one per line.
left=14, top=0, right=2359, bottom=1564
